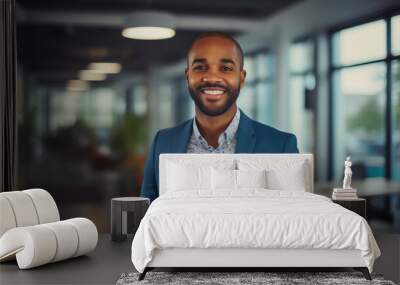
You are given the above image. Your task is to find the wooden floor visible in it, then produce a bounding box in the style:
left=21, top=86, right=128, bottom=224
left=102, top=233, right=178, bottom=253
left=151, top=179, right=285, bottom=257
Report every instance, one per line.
left=0, top=233, right=399, bottom=285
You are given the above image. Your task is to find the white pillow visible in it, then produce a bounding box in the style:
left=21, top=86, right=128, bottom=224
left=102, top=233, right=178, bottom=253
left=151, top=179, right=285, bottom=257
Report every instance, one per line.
left=237, top=169, right=267, bottom=188
left=166, top=159, right=236, bottom=192
left=211, top=168, right=236, bottom=190
left=211, top=168, right=267, bottom=190
left=238, top=159, right=308, bottom=191
left=266, top=165, right=306, bottom=191
left=167, top=162, right=211, bottom=191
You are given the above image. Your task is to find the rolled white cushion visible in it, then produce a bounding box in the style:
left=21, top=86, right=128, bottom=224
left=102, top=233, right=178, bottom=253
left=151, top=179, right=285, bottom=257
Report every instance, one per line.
left=0, top=195, right=17, bottom=237
left=0, top=218, right=98, bottom=269
left=0, top=226, right=57, bottom=269
left=42, top=221, right=79, bottom=262
left=0, top=191, right=39, bottom=227
left=23, top=189, right=60, bottom=223
left=64, top=218, right=98, bottom=257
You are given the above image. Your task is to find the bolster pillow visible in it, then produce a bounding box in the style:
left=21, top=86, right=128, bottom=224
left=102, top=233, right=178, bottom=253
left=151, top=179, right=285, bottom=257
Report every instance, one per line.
left=0, top=189, right=60, bottom=237
left=0, top=218, right=98, bottom=269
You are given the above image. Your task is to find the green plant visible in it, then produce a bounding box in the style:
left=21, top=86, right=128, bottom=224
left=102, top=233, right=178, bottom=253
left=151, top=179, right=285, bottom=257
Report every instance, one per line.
left=110, top=114, right=147, bottom=155
left=348, top=98, right=383, bottom=133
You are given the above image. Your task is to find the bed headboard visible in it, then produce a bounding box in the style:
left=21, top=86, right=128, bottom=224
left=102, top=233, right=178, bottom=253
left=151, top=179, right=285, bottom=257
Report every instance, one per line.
left=159, top=153, right=314, bottom=195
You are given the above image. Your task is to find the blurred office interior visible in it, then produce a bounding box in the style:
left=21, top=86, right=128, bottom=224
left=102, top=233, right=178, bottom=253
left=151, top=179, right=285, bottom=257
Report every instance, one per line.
left=10, top=0, right=400, bottom=233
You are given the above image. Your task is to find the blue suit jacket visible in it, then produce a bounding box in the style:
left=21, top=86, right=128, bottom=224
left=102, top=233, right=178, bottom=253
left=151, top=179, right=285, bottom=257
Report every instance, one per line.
left=140, top=110, right=299, bottom=201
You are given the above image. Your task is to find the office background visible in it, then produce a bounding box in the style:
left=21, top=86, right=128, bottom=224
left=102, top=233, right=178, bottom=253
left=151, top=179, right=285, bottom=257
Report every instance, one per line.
left=3, top=0, right=399, bottom=233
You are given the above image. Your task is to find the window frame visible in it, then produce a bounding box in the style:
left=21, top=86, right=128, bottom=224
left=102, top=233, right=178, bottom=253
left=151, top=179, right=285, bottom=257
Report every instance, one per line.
left=288, top=36, right=318, bottom=154
left=327, top=9, right=400, bottom=180
left=242, top=48, right=273, bottom=121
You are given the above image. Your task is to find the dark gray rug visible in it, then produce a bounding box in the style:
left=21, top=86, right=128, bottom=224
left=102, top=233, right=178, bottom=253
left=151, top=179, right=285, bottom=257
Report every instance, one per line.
left=116, top=271, right=396, bottom=285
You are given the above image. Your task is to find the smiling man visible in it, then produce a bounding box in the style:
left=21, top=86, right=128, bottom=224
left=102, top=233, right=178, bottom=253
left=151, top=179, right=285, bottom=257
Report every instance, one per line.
left=140, top=32, right=299, bottom=201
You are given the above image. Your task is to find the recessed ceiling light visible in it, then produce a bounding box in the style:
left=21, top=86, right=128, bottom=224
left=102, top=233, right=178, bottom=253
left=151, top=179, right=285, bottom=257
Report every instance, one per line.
left=66, top=80, right=89, bottom=92
left=88, top=62, right=122, bottom=74
left=122, top=11, right=176, bottom=40
left=79, top=70, right=106, bottom=81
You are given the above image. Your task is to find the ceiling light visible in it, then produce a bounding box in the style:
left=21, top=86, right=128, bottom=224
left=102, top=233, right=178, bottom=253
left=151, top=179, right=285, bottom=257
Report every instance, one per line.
left=66, top=80, right=89, bottom=92
left=79, top=70, right=106, bottom=81
left=87, top=62, right=122, bottom=74
left=122, top=11, right=176, bottom=40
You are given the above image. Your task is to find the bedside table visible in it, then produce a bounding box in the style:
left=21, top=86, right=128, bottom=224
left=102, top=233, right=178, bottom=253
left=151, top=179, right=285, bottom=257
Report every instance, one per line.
left=332, top=198, right=366, bottom=219
left=111, top=197, right=150, bottom=242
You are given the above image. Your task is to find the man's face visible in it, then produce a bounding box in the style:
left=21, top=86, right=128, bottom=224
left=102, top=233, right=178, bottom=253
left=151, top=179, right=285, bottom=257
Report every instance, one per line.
left=185, top=36, right=246, bottom=117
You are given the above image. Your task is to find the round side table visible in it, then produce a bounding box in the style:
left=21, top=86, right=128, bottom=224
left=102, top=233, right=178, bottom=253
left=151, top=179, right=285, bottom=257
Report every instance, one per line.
left=111, top=197, right=150, bottom=242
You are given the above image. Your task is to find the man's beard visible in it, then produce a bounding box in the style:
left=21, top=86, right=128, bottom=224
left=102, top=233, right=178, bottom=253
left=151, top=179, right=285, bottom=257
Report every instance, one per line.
left=188, top=83, right=240, bottom=116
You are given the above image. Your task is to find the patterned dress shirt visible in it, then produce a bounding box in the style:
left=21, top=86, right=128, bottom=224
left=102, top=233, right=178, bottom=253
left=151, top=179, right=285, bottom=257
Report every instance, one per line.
left=186, top=108, right=240, bottom=153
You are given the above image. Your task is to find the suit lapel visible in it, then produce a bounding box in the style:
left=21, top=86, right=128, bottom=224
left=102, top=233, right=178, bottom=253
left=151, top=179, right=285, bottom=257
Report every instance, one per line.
left=169, top=110, right=255, bottom=154
left=169, top=119, right=193, bottom=153
left=235, top=110, right=256, bottom=153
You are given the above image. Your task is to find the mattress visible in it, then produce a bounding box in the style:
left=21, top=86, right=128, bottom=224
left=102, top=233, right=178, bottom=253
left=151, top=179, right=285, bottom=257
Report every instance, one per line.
left=131, top=189, right=380, bottom=273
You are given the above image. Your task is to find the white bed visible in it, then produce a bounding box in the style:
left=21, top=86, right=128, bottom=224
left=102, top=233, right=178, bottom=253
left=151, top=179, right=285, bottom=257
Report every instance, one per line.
left=131, top=154, right=380, bottom=280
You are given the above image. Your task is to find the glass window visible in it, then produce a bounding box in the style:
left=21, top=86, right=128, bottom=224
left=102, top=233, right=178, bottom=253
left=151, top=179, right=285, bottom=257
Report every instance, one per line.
left=175, top=77, right=194, bottom=123
left=79, top=91, right=94, bottom=124
left=290, top=41, right=314, bottom=73
left=392, top=61, right=400, bottom=181
left=50, top=90, right=80, bottom=131
left=289, top=39, right=315, bottom=153
left=333, top=63, right=386, bottom=180
left=392, top=15, right=400, bottom=56
left=159, top=83, right=174, bottom=129
left=94, top=89, right=114, bottom=128
left=133, top=85, right=147, bottom=116
left=255, top=53, right=273, bottom=80
left=237, top=84, right=255, bottom=116
left=239, top=52, right=274, bottom=123
left=333, top=20, right=386, bottom=66
left=255, top=81, right=273, bottom=125
left=79, top=88, right=115, bottom=128
left=289, top=75, right=314, bottom=153
left=243, top=56, right=256, bottom=83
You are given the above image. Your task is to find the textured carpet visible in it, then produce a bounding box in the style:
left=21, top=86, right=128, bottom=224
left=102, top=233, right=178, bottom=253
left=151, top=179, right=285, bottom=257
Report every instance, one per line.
left=116, top=271, right=396, bottom=285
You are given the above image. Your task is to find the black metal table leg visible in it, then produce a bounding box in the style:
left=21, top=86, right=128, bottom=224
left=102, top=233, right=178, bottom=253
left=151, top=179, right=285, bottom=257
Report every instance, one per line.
left=138, top=267, right=149, bottom=281
left=111, top=200, right=124, bottom=242
left=354, top=267, right=372, bottom=280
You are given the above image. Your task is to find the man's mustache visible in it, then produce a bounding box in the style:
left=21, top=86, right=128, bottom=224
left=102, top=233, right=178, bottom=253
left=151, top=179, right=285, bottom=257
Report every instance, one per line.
left=196, top=83, right=229, bottom=91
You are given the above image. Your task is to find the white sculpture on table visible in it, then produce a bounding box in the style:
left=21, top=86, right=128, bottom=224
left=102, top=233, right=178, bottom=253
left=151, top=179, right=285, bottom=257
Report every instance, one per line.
left=342, top=156, right=352, bottom=189
left=332, top=157, right=357, bottom=200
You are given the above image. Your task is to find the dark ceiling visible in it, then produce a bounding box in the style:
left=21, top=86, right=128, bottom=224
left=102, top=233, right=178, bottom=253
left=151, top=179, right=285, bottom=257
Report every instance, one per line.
left=18, top=0, right=300, bottom=18
left=16, top=0, right=301, bottom=84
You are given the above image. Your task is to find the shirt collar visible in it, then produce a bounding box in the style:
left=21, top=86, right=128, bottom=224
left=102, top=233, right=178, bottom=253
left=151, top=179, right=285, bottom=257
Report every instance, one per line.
left=192, top=107, right=241, bottom=145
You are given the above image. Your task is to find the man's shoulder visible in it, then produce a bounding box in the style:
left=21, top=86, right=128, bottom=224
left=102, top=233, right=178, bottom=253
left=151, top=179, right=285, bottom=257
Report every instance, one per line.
left=248, top=117, right=295, bottom=140
left=247, top=118, right=298, bottom=152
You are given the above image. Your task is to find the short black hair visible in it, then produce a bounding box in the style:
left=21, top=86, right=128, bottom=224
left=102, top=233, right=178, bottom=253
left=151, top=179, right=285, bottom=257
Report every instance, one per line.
left=187, top=32, right=244, bottom=70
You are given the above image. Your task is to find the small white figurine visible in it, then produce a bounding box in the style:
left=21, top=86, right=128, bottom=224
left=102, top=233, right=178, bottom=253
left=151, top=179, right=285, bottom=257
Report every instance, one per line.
left=342, top=156, right=352, bottom=189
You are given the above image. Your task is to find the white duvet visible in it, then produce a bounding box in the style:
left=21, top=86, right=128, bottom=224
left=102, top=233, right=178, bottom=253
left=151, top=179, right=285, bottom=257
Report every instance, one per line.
left=131, top=190, right=380, bottom=273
